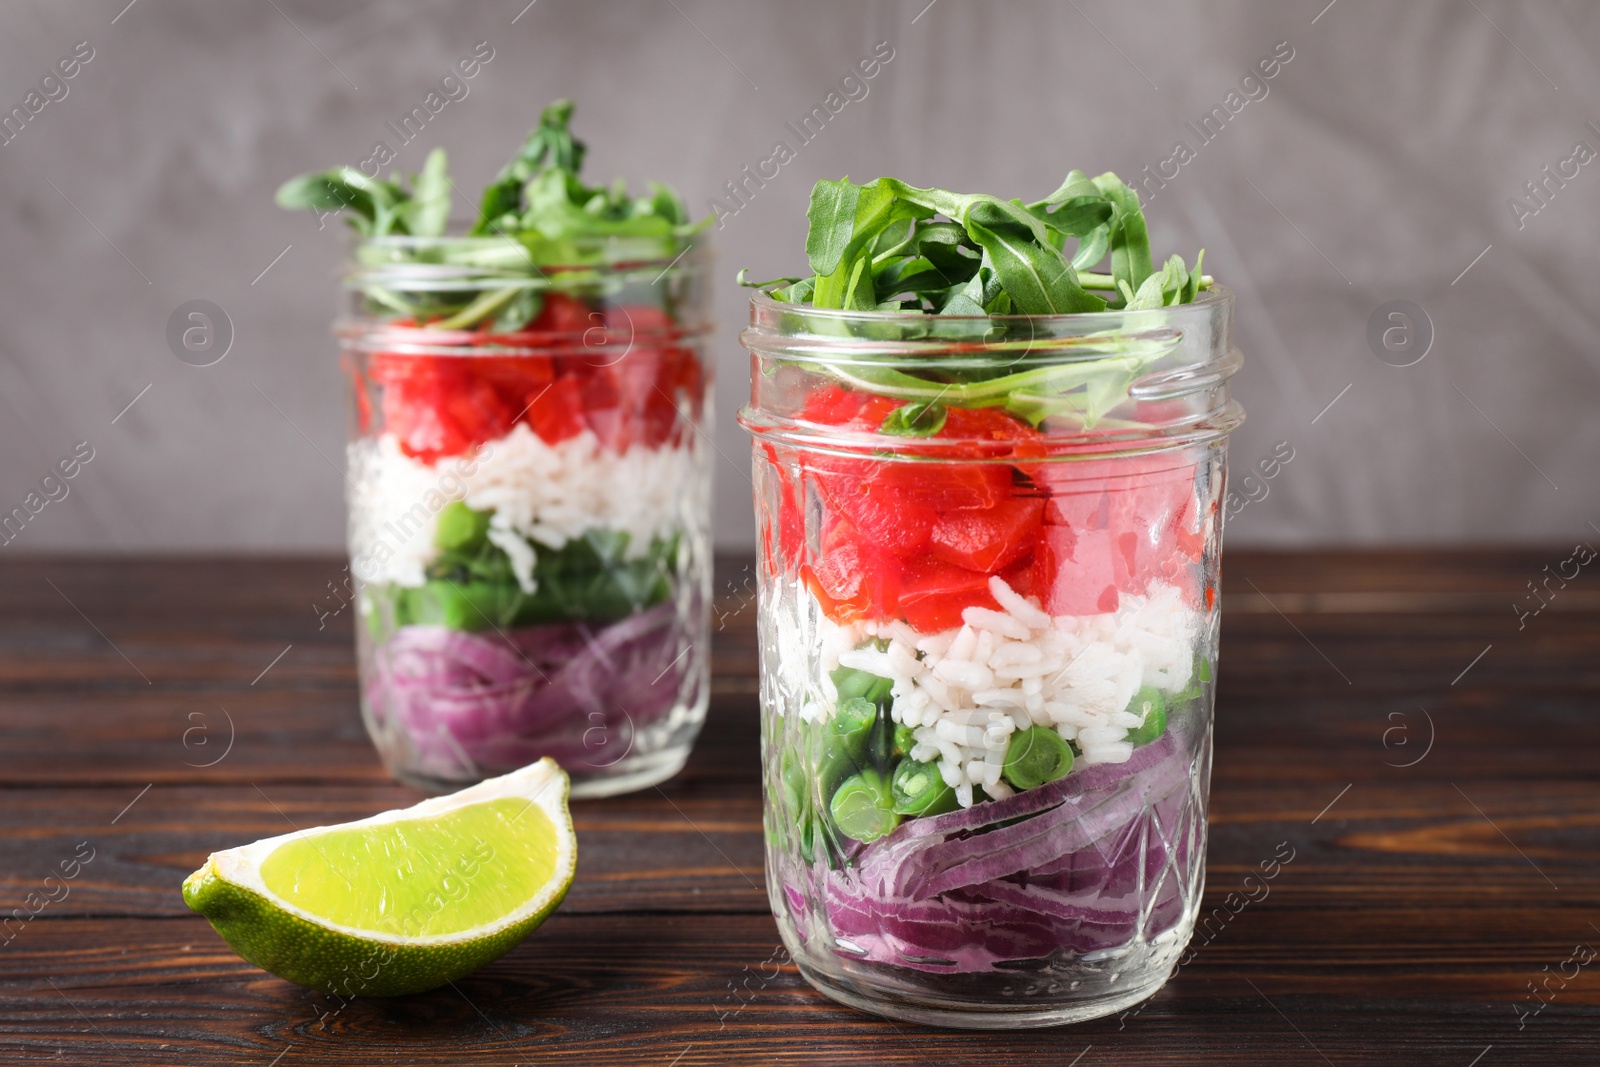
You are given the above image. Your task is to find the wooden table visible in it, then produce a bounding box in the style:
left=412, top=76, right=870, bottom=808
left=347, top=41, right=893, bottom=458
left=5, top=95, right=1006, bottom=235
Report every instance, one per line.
left=2, top=551, right=1595, bottom=1065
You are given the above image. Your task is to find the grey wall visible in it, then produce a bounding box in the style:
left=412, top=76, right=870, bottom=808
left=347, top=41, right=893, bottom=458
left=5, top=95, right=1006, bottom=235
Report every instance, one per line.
left=1, top=0, right=1597, bottom=554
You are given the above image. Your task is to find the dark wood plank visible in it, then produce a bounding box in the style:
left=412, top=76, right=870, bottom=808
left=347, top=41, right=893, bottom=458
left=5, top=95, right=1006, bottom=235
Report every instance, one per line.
left=2, top=914, right=1595, bottom=1066
left=1, top=551, right=1597, bottom=1063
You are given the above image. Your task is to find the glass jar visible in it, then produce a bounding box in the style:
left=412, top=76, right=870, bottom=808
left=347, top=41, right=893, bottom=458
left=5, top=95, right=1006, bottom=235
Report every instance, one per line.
left=339, top=234, right=712, bottom=798
left=739, top=286, right=1242, bottom=1027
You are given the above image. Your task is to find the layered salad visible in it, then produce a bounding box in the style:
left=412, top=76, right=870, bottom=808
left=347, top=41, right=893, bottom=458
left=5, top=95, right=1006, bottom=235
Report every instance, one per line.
left=744, top=172, right=1225, bottom=980
left=279, top=102, right=711, bottom=790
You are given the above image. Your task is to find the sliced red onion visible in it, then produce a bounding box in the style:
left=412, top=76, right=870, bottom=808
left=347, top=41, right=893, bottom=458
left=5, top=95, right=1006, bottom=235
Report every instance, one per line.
left=383, top=625, right=533, bottom=685
left=909, top=772, right=1187, bottom=900
left=817, top=734, right=1194, bottom=974
left=857, top=734, right=1182, bottom=896
left=367, top=601, right=692, bottom=778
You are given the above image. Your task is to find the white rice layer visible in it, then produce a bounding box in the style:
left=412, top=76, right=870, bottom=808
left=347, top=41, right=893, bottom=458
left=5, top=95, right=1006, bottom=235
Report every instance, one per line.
left=798, top=576, right=1199, bottom=808
left=347, top=425, right=694, bottom=590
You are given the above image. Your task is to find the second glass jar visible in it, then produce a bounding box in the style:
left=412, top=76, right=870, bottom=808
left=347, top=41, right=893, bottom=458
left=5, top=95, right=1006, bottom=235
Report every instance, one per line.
left=340, top=235, right=712, bottom=797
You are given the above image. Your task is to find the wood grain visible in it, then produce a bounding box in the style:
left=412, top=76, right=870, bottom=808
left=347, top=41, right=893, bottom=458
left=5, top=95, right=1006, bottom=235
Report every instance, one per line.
left=1, top=551, right=1596, bottom=1065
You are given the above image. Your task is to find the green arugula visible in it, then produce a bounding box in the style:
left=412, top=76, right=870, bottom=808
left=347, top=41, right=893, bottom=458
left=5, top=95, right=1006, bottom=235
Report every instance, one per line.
left=878, top=401, right=948, bottom=437
left=275, top=100, right=705, bottom=329
left=751, top=171, right=1206, bottom=315
left=741, top=171, right=1214, bottom=429
left=275, top=152, right=448, bottom=238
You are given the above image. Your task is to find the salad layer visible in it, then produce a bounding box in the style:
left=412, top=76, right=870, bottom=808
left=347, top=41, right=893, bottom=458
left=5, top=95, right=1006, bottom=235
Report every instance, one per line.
left=771, top=531, right=1213, bottom=968
left=349, top=422, right=694, bottom=593
left=818, top=730, right=1197, bottom=973
left=369, top=601, right=693, bottom=778
left=348, top=335, right=706, bottom=780
left=807, top=575, right=1199, bottom=799
left=768, top=568, right=1209, bottom=975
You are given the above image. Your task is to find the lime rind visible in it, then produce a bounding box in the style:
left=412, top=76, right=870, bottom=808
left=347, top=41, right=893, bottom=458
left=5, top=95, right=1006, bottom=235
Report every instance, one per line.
left=182, top=758, right=575, bottom=996
left=182, top=864, right=570, bottom=998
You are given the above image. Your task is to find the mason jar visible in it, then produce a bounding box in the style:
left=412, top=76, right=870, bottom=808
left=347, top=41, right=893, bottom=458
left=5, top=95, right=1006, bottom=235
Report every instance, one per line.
left=739, top=286, right=1242, bottom=1026
left=338, top=234, right=712, bottom=798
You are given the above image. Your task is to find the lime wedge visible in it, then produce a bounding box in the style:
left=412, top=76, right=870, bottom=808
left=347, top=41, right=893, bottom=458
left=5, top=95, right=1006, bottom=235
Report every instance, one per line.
left=182, top=758, right=575, bottom=997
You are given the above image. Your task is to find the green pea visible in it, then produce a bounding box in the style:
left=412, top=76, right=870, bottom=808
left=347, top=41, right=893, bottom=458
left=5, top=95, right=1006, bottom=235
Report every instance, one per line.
left=780, top=747, right=808, bottom=819
left=1002, top=726, right=1075, bottom=791
left=783, top=746, right=835, bottom=866
left=828, top=697, right=876, bottom=755
left=829, top=768, right=901, bottom=843
left=797, top=809, right=822, bottom=865
left=830, top=664, right=893, bottom=706
left=892, top=723, right=916, bottom=761
left=365, top=584, right=402, bottom=633
left=399, top=580, right=518, bottom=630
left=812, top=697, right=876, bottom=797
left=433, top=501, right=491, bottom=553
left=1124, top=686, right=1167, bottom=746
left=890, top=757, right=959, bottom=817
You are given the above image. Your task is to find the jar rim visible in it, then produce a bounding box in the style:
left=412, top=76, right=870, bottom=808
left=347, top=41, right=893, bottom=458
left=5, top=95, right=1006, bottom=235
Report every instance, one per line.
left=346, top=233, right=710, bottom=290
left=355, top=231, right=700, bottom=251
left=746, top=281, right=1231, bottom=329
left=334, top=313, right=713, bottom=356
left=741, top=283, right=1233, bottom=368
left=738, top=282, right=1241, bottom=457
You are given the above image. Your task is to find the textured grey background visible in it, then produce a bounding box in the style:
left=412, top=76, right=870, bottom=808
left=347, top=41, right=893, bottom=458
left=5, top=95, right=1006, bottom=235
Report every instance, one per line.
left=1, top=0, right=1596, bottom=554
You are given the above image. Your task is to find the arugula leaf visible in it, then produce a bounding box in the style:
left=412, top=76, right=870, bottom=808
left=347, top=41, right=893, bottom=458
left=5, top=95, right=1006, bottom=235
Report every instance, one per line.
left=939, top=291, right=987, bottom=316
left=1091, top=172, right=1154, bottom=296
left=772, top=277, right=816, bottom=304
left=843, top=257, right=876, bottom=311
left=811, top=252, right=856, bottom=310
left=278, top=100, right=704, bottom=330
left=742, top=168, right=1217, bottom=431
left=907, top=222, right=978, bottom=281
left=806, top=179, right=861, bottom=276
left=470, top=99, right=588, bottom=236
left=879, top=401, right=948, bottom=436
left=275, top=170, right=366, bottom=220
left=754, top=170, right=1201, bottom=317
left=873, top=258, right=956, bottom=303
left=965, top=212, right=1104, bottom=315
left=1181, top=248, right=1205, bottom=304
left=1027, top=170, right=1111, bottom=236
left=1071, top=222, right=1111, bottom=271
left=1030, top=169, right=1101, bottom=210
left=809, top=182, right=934, bottom=310
left=472, top=179, right=522, bottom=237
left=401, top=148, right=451, bottom=238
left=737, top=269, right=806, bottom=288
left=870, top=215, right=917, bottom=259
left=276, top=167, right=410, bottom=236
left=493, top=287, right=543, bottom=331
